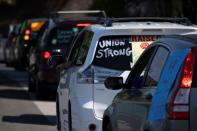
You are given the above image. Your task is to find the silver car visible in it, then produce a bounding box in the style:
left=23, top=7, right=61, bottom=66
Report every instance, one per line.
left=103, top=34, right=197, bottom=131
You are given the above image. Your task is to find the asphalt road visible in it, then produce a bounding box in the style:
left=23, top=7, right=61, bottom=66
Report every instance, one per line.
left=0, top=64, right=57, bottom=131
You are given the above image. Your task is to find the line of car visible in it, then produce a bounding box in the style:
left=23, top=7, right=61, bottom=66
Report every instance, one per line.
left=2, top=15, right=197, bottom=131
left=55, top=17, right=197, bottom=131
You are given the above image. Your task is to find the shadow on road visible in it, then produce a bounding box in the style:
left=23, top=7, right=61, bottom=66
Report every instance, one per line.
left=0, top=66, right=56, bottom=101
left=0, top=89, right=33, bottom=100
left=0, top=69, right=27, bottom=88
left=2, top=114, right=57, bottom=126
left=0, top=88, right=56, bottom=101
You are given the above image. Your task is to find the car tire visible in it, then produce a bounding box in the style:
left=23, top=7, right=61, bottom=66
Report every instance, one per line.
left=68, top=102, right=72, bottom=131
left=28, top=74, right=35, bottom=92
left=56, top=95, right=61, bottom=131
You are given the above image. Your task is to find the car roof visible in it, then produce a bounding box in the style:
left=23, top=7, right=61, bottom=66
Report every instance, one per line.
left=27, top=18, right=48, bottom=23
left=152, top=34, right=197, bottom=51
left=89, top=22, right=197, bottom=31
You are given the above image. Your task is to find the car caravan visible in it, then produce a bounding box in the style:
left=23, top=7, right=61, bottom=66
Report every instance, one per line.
left=56, top=17, right=197, bottom=131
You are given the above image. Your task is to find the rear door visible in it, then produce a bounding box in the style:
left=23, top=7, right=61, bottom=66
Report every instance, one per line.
left=115, top=46, right=170, bottom=131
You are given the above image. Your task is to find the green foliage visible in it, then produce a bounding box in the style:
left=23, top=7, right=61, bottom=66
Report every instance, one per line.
left=0, top=0, right=16, bottom=5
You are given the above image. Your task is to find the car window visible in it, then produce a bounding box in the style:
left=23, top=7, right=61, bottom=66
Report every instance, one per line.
left=41, top=29, right=49, bottom=47
left=128, top=46, right=169, bottom=89
left=128, top=46, right=156, bottom=88
left=93, top=35, right=159, bottom=71
left=144, top=46, right=169, bottom=88
left=68, top=32, right=85, bottom=62
left=76, top=31, right=94, bottom=65
left=47, top=26, right=78, bottom=46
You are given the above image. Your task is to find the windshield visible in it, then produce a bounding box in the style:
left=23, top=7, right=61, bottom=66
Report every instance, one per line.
left=93, top=35, right=159, bottom=70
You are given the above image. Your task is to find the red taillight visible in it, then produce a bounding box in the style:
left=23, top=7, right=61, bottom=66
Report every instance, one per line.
left=180, top=50, right=194, bottom=88
left=76, top=23, right=91, bottom=27
left=42, top=51, right=51, bottom=60
left=24, top=29, right=31, bottom=41
left=168, top=48, right=195, bottom=120
left=25, top=29, right=31, bottom=35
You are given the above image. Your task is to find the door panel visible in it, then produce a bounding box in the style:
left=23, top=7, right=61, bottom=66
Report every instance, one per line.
left=116, top=89, right=151, bottom=131
left=93, top=66, right=122, bottom=119
left=115, top=46, right=169, bottom=131
left=58, top=70, right=69, bottom=131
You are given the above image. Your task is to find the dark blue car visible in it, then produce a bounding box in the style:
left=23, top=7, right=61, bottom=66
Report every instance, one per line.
left=103, top=34, right=197, bottom=131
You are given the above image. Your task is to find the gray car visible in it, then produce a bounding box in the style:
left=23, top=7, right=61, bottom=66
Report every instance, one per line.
left=103, top=34, right=197, bottom=131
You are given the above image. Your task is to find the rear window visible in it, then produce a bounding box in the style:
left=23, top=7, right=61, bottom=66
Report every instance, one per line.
left=93, top=35, right=159, bottom=70
left=47, top=27, right=79, bottom=46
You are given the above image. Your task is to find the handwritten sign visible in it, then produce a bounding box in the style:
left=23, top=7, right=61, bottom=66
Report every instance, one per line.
left=93, top=36, right=132, bottom=70
left=93, top=35, right=159, bottom=70
left=95, top=39, right=132, bottom=59
left=131, top=35, right=159, bottom=64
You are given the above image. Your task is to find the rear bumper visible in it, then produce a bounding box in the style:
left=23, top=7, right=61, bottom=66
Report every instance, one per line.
left=147, top=119, right=188, bottom=131
left=38, top=68, right=60, bottom=84
left=70, top=97, right=102, bottom=131
left=164, top=120, right=188, bottom=131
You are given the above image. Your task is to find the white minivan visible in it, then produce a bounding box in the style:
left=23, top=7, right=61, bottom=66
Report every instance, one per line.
left=56, top=18, right=197, bottom=131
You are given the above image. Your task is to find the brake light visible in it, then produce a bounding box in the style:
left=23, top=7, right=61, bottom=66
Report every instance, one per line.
left=42, top=51, right=51, bottom=60
left=24, top=35, right=30, bottom=41
left=168, top=48, right=195, bottom=120
left=24, top=29, right=30, bottom=41
left=25, top=29, right=31, bottom=35
left=76, top=23, right=91, bottom=27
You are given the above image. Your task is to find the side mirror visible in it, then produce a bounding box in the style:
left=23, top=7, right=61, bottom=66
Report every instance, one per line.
left=47, top=55, right=64, bottom=68
left=104, top=77, right=123, bottom=90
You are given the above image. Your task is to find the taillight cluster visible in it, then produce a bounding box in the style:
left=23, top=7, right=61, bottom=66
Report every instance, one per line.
left=168, top=48, right=195, bottom=120
left=24, top=29, right=31, bottom=41
left=42, top=51, right=51, bottom=60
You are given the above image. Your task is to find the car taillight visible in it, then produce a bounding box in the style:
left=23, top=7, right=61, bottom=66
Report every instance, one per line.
left=42, top=51, right=51, bottom=60
left=24, top=35, right=30, bottom=41
left=24, top=29, right=31, bottom=41
left=168, top=48, right=195, bottom=120
left=25, top=29, right=31, bottom=35
left=76, top=23, right=91, bottom=27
